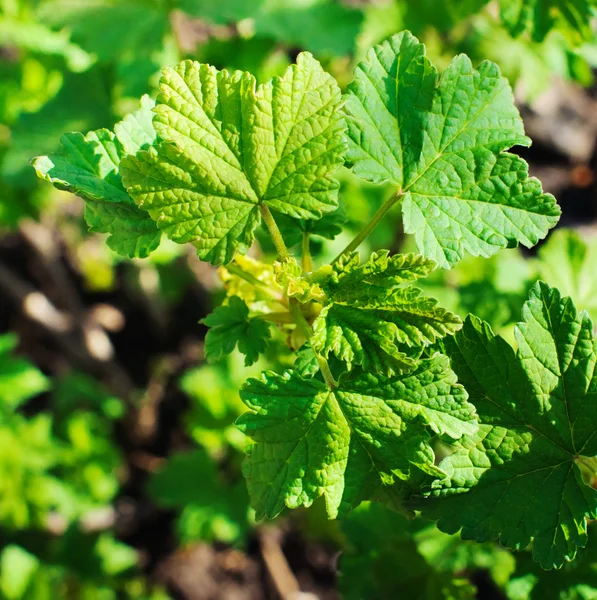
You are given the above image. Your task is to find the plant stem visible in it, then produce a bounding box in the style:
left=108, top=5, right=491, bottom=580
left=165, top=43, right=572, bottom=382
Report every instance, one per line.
left=288, top=298, right=337, bottom=389
left=260, top=205, right=289, bottom=261
left=301, top=232, right=313, bottom=272
left=332, top=189, right=404, bottom=264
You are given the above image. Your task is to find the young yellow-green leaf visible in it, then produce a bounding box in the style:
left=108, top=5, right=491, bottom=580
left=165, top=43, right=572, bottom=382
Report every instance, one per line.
left=318, top=250, right=438, bottom=304
left=305, top=251, right=461, bottom=374
left=344, top=31, right=560, bottom=268
left=499, top=0, right=594, bottom=45
left=121, top=53, right=346, bottom=265
left=237, top=356, right=475, bottom=519
left=202, top=296, right=271, bottom=366
left=421, top=282, right=597, bottom=569
left=32, top=96, right=161, bottom=258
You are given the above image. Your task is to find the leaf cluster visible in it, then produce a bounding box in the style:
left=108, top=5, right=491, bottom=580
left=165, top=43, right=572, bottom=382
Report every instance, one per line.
left=30, top=21, right=597, bottom=586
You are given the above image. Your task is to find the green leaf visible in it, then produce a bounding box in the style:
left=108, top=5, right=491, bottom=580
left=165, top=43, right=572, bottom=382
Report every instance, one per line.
left=534, top=228, right=597, bottom=319
left=39, top=0, right=169, bottom=62
left=32, top=95, right=161, bottom=258
left=176, top=0, right=263, bottom=23
left=4, top=70, right=112, bottom=186
left=237, top=356, right=475, bottom=519
left=312, top=298, right=450, bottom=375
left=0, top=334, right=50, bottom=413
left=293, top=344, right=320, bottom=377
left=421, top=282, right=597, bottom=569
left=499, top=0, right=595, bottom=45
left=415, top=526, right=516, bottom=590
left=202, top=296, right=271, bottom=366
left=307, top=251, right=462, bottom=374
left=120, top=52, right=346, bottom=265
left=317, top=250, right=438, bottom=303
left=178, top=0, right=363, bottom=55
left=344, top=31, right=560, bottom=268
left=406, top=0, right=491, bottom=33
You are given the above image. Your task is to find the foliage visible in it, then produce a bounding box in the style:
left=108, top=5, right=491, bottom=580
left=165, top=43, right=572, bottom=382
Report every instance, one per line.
left=34, top=22, right=589, bottom=576
left=2, top=0, right=597, bottom=597
left=148, top=449, right=251, bottom=545
left=0, top=336, right=165, bottom=598
left=422, top=283, right=597, bottom=569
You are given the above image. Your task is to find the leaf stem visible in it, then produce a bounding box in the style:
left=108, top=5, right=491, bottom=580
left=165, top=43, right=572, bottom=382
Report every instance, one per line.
left=301, top=232, right=313, bottom=272
left=288, top=298, right=337, bottom=389
left=332, top=189, right=404, bottom=264
left=260, top=205, right=289, bottom=261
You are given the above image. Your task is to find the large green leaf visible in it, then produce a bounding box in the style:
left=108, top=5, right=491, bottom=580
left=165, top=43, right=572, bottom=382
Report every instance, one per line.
left=422, top=282, right=597, bottom=569
left=32, top=95, right=161, bottom=258
left=237, top=356, right=475, bottom=519
left=120, top=52, right=346, bottom=265
left=344, top=31, right=560, bottom=268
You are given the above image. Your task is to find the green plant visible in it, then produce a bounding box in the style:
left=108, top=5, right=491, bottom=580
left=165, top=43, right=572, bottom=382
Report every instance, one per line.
left=0, top=335, right=170, bottom=599
left=33, top=28, right=597, bottom=581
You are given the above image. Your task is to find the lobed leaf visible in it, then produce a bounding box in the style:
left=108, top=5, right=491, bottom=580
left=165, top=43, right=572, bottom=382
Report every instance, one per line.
left=319, top=250, right=438, bottom=304
left=421, top=282, right=597, bottom=569
left=32, top=95, right=161, bottom=258
left=202, top=296, right=271, bottom=366
left=305, top=251, right=462, bottom=374
left=237, top=356, right=475, bottom=519
left=344, top=31, right=560, bottom=268
left=121, top=53, right=346, bottom=265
